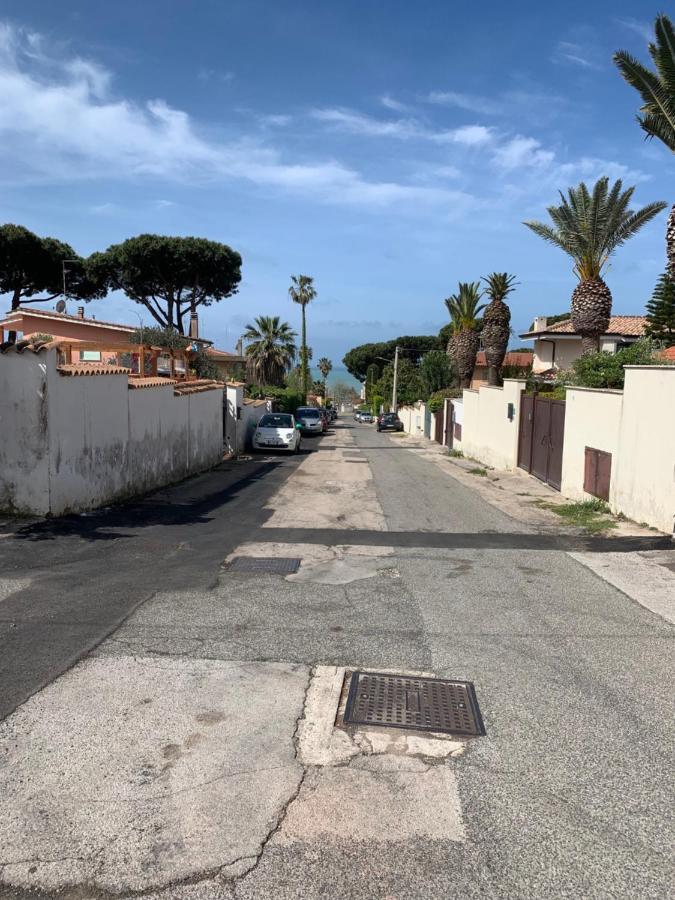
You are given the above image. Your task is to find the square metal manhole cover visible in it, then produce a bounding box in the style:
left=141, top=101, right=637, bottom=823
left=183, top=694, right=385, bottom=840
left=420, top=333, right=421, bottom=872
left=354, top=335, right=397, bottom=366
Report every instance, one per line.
left=227, top=556, right=301, bottom=575
left=343, top=671, right=485, bottom=737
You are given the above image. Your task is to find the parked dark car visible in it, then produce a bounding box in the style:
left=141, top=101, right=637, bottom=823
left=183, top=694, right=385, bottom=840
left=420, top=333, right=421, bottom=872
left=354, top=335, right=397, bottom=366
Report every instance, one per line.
left=377, top=413, right=404, bottom=432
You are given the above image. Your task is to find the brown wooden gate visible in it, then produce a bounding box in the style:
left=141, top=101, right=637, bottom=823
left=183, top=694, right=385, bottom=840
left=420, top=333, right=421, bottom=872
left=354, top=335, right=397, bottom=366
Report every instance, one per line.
left=517, top=395, right=565, bottom=491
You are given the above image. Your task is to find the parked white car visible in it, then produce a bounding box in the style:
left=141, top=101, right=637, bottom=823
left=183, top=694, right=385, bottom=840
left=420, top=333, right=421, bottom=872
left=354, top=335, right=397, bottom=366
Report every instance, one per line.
left=252, top=413, right=301, bottom=453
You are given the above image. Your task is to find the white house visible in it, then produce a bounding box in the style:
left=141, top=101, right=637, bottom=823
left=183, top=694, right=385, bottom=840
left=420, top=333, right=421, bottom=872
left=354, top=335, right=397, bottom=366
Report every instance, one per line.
left=519, top=315, right=647, bottom=374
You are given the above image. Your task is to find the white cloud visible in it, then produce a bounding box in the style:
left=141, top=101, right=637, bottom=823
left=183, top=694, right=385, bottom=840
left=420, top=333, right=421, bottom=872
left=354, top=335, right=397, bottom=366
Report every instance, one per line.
left=311, top=107, right=493, bottom=146
left=615, top=17, right=652, bottom=44
left=425, top=90, right=501, bottom=115
left=493, top=136, right=555, bottom=170
left=198, top=67, right=234, bottom=83
left=0, top=22, right=472, bottom=213
left=553, top=41, right=603, bottom=71
left=380, top=94, right=409, bottom=112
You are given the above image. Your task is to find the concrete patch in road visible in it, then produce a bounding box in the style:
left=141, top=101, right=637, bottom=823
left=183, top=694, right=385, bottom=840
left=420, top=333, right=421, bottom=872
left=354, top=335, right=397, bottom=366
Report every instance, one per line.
left=298, top=666, right=466, bottom=767
left=0, top=656, right=308, bottom=895
left=262, top=426, right=387, bottom=532
left=275, top=761, right=465, bottom=845
left=0, top=578, right=30, bottom=602
left=224, top=541, right=397, bottom=585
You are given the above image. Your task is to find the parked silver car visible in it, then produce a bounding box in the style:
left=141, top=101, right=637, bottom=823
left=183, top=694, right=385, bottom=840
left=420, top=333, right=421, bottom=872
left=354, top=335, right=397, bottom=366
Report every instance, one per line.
left=295, top=407, right=324, bottom=435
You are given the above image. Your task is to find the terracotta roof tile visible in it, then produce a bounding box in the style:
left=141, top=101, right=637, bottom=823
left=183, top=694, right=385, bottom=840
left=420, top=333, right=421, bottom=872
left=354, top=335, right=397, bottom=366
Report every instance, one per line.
left=475, top=350, right=533, bottom=367
left=657, top=346, right=675, bottom=360
left=521, top=315, right=647, bottom=338
left=57, top=363, right=131, bottom=376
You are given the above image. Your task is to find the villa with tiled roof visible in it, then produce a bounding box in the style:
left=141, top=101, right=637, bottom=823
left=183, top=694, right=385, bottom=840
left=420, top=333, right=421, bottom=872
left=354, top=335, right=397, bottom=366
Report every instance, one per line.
left=519, top=315, right=648, bottom=374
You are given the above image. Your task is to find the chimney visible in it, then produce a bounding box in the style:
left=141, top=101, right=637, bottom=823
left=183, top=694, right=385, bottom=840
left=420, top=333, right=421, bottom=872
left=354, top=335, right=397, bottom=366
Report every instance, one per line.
left=77, top=306, right=85, bottom=319
left=532, top=316, right=547, bottom=332
left=189, top=311, right=199, bottom=339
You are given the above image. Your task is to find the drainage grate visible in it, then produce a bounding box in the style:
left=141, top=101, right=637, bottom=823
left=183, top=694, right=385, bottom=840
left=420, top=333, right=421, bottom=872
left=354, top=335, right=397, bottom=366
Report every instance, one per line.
left=343, top=671, right=485, bottom=736
left=227, top=556, right=301, bottom=575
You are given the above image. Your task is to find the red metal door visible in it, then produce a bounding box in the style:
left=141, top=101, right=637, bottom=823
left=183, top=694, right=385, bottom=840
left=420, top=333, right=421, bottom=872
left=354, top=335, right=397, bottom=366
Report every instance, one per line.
left=517, top=395, right=565, bottom=491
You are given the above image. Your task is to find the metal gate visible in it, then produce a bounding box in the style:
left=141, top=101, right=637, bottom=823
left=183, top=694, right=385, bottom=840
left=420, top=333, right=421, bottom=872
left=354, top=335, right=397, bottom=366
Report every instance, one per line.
left=444, top=399, right=454, bottom=449
left=424, top=405, right=432, bottom=438
left=434, top=407, right=444, bottom=443
left=518, top=395, right=565, bottom=491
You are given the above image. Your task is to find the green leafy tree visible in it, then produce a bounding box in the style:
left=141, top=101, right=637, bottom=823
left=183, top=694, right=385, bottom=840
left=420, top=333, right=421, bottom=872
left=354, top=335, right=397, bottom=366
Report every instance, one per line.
left=365, top=363, right=379, bottom=401
left=420, top=349, right=455, bottom=394
left=288, top=274, right=317, bottom=399
left=444, top=282, right=485, bottom=388
left=525, top=178, right=665, bottom=354
left=0, top=223, right=102, bottom=341
left=343, top=335, right=439, bottom=382
left=482, top=272, right=517, bottom=385
left=376, top=357, right=426, bottom=407
left=87, top=234, right=242, bottom=334
left=614, top=15, right=675, bottom=277
left=243, top=315, right=297, bottom=386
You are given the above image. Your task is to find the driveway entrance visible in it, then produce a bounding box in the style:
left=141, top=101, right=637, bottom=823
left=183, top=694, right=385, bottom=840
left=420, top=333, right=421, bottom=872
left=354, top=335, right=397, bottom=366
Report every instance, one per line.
left=517, top=394, right=566, bottom=490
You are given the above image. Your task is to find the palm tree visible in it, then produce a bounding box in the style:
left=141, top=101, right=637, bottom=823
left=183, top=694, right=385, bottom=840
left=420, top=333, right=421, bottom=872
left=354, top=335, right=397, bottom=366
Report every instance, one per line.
left=524, top=178, right=666, bottom=354
left=288, top=274, right=317, bottom=399
left=444, top=282, right=485, bottom=388
left=243, top=315, right=296, bottom=386
left=614, top=14, right=675, bottom=277
left=317, top=356, right=332, bottom=395
left=481, top=273, right=517, bottom=386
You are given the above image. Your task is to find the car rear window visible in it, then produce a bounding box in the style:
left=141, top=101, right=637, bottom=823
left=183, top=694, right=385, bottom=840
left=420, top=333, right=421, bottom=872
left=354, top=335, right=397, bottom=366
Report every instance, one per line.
left=258, top=414, right=293, bottom=428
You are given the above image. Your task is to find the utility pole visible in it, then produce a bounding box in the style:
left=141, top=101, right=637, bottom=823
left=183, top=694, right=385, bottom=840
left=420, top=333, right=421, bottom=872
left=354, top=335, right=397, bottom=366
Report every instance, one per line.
left=392, top=345, right=400, bottom=412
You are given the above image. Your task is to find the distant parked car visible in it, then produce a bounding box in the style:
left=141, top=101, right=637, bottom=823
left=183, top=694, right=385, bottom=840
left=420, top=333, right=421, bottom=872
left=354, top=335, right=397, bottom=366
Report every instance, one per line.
left=295, top=407, right=324, bottom=435
left=360, top=412, right=374, bottom=423
left=253, top=413, right=301, bottom=453
left=377, top=412, right=404, bottom=432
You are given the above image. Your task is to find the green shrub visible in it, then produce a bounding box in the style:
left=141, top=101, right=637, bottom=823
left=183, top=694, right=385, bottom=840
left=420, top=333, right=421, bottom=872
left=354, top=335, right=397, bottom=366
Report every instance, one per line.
left=427, top=387, right=462, bottom=413
left=566, top=339, right=657, bottom=389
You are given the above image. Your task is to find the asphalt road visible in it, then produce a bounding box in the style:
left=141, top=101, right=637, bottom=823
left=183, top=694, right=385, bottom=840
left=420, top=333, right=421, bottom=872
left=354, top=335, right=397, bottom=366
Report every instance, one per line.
left=0, top=445, right=311, bottom=720
left=0, top=419, right=673, bottom=899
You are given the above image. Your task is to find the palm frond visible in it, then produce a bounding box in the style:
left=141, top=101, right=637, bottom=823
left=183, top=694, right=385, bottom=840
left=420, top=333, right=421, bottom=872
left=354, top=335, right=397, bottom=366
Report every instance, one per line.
left=614, top=15, right=675, bottom=152
left=525, top=177, right=666, bottom=277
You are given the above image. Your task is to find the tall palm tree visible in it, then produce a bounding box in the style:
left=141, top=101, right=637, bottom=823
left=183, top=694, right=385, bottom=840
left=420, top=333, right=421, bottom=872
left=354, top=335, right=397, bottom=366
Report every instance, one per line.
left=481, top=273, right=517, bottom=386
left=317, top=356, right=332, bottom=395
left=444, top=282, right=485, bottom=388
left=243, top=315, right=296, bottom=386
left=524, top=178, right=666, bottom=354
left=614, top=14, right=675, bottom=276
left=288, top=274, right=317, bottom=399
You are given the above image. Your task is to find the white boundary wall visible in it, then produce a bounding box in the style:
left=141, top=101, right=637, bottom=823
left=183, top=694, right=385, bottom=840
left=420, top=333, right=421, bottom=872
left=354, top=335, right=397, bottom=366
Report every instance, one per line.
left=0, top=349, right=223, bottom=516
left=460, top=379, right=526, bottom=470
left=560, top=387, right=623, bottom=502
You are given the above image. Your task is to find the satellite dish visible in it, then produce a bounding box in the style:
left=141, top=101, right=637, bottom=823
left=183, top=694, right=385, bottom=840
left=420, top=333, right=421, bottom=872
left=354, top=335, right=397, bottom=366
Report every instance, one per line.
left=55, top=299, right=66, bottom=313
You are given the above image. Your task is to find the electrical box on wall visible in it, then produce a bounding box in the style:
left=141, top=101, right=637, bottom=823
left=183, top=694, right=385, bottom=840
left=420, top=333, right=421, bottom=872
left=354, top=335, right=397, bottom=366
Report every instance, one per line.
left=507, top=402, right=515, bottom=421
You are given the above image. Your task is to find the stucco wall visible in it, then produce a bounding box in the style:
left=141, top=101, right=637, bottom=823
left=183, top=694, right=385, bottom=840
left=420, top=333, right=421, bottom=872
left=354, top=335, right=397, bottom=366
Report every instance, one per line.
left=0, top=351, right=51, bottom=515
left=533, top=338, right=582, bottom=373
left=460, top=380, right=526, bottom=470
left=612, top=367, right=675, bottom=534
left=0, top=349, right=223, bottom=516
left=560, top=388, right=623, bottom=502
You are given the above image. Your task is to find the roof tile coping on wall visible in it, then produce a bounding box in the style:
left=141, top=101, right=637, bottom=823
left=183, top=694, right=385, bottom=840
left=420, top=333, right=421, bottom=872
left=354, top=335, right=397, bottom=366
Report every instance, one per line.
left=0, top=338, right=67, bottom=355
left=565, top=385, right=624, bottom=395
left=127, top=377, right=180, bottom=389
left=173, top=379, right=223, bottom=396
left=57, top=363, right=132, bottom=376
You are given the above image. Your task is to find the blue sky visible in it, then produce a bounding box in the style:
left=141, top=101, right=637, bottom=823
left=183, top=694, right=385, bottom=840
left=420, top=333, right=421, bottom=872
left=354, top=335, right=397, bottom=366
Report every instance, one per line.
left=1, top=1, right=672, bottom=367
